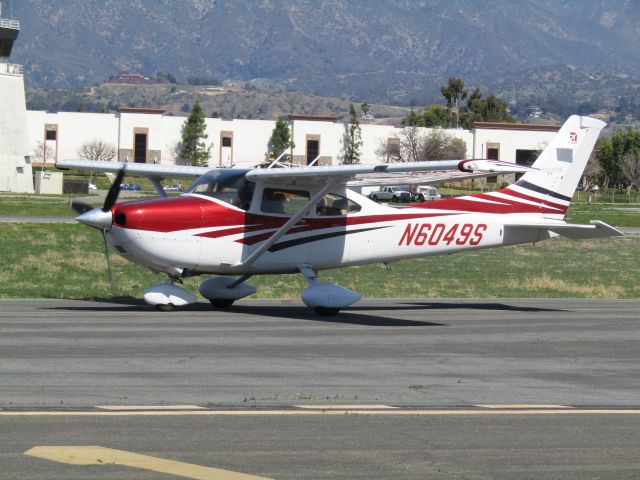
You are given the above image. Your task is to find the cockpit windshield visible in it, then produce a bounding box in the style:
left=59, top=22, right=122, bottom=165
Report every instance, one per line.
left=186, top=170, right=254, bottom=210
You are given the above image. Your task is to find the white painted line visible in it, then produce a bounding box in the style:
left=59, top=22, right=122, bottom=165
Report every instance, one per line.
left=294, top=404, right=398, bottom=410
left=97, top=405, right=206, bottom=411
left=476, top=404, right=574, bottom=409
left=25, top=446, right=272, bottom=480
left=4, top=409, right=640, bottom=417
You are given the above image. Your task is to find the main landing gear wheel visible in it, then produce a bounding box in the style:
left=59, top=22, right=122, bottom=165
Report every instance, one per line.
left=209, top=299, right=235, bottom=308
left=314, top=307, right=340, bottom=316
left=155, top=303, right=176, bottom=312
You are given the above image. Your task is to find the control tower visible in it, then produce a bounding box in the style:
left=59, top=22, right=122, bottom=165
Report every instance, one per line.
left=0, top=1, right=33, bottom=192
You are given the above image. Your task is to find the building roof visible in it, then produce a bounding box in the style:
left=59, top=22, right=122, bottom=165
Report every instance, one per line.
left=288, top=114, right=338, bottom=122
left=117, top=107, right=166, bottom=115
left=472, top=121, right=561, bottom=132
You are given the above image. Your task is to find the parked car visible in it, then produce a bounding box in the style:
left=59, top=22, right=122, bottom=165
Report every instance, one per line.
left=120, top=183, right=142, bottom=191
left=163, top=184, right=183, bottom=192
left=88, top=183, right=97, bottom=191
left=369, top=186, right=412, bottom=203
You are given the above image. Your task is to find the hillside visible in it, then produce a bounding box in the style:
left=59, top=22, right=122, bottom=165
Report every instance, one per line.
left=11, top=0, right=640, bottom=109
left=25, top=82, right=412, bottom=124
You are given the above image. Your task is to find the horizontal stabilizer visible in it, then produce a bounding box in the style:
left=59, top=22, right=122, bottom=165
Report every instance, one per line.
left=505, top=220, right=623, bottom=240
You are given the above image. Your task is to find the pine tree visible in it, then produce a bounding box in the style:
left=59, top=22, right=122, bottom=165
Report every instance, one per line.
left=180, top=101, right=211, bottom=166
left=268, top=117, right=292, bottom=158
left=341, top=104, right=362, bottom=164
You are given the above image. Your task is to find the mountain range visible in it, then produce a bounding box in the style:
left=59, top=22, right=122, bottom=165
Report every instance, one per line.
left=9, top=0, right=640, bottom=111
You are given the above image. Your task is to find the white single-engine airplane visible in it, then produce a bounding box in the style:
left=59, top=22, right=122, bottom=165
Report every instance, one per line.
left=57, top=115, right=621, bottom=315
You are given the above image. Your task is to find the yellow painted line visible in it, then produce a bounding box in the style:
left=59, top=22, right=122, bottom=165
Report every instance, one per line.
left=25, top=446, right=272, bottom=480
left=476, top=404, right=574, bottom=409
left=97, top=405, right=206, bottom=410
left=294, top=404, right=397, bottom=409
left=4, top=409, right=640, bottom=416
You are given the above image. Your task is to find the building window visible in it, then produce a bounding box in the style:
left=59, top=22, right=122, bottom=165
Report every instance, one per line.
left=134, top=133, right=147, bottom=163
left=45, top=129, right=57, bottom=141
left=486, top=143, right=500, bottom=184
left=222, top=136, right=232, bottom=147
left=515, top=149, right=538, bottom=181
left=306, top=139, right=319, bottom=165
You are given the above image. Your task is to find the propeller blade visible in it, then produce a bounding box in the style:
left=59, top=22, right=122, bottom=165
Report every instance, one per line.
left=101, top=230, right=114, bottom=293
left=103, top=168, right=126, bottom=212
left=68, top=200, right=94, bottom=215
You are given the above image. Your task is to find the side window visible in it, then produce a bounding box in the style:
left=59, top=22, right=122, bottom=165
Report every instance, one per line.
left=316, top=193, right=361, bottom=216
left=261, top=188, right=310, bottom=215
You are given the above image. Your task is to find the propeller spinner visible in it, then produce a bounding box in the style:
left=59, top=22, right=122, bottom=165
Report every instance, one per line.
left=75, top=169, right=125, bottom=229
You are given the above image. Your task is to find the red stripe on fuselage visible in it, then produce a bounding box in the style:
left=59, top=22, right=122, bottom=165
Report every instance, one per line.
left=413, top=190, right=566, bottom=215
left=498, top=187, right=568, bottom=213
left=112, top=196, right=460, bottom=236
left=235, top=212, right=456, bottom=245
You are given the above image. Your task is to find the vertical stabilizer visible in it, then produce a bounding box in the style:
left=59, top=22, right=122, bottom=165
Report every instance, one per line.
left=514, top=115, right=605, bottom=200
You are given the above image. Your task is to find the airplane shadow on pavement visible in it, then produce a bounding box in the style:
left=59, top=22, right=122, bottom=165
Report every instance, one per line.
left=44, top=297, right=564, bottom=328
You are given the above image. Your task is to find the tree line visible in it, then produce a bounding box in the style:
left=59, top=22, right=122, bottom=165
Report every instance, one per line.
left=586, top=128, right=640, bottom=191
left=403, top=77, right=514, bottom=129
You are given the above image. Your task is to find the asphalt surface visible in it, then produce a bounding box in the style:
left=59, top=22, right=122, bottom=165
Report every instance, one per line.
left=1, top=298, right=640, bottom=479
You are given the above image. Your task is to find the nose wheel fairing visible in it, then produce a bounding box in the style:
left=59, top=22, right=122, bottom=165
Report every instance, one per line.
left=143, top=280, right=198, bottom=309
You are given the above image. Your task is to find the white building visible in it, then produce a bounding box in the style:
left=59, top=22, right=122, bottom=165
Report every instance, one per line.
left=25, top=109, right=560, bottom=180
left=0, top=16, right=34, bottom=193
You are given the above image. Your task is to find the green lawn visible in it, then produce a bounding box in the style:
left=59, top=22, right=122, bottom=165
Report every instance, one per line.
left=565, top=203, right=640, bottom=227
left=1, top=223, right=638, bottom=300
left=0, top=194, right=91, bottom=216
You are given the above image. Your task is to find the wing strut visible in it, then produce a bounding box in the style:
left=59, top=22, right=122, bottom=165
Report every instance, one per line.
left=148, top=176, right=168, bottom=197
left=233, top=181, right=339, bottom=269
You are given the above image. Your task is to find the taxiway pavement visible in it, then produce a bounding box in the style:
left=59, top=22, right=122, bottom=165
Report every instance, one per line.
left=1, top=298, right=640, bottom=479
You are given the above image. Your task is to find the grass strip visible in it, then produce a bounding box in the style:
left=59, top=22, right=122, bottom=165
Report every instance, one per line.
left=1, top=224, right=638, bottom=300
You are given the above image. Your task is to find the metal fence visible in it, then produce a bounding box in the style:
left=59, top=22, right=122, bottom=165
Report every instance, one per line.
left=573, top=190, right=640, bottom=204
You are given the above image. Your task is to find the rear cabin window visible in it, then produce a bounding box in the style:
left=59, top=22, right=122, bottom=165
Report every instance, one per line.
left=316, top=193, right=361, bottom=216
left=261, top=188, right=310, bottom=215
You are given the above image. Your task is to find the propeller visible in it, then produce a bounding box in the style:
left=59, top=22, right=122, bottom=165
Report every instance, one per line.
left=103, top=168, right=126, bottom=212
left=70, top=168, right=126, bottom=218
left=101, top=229, right=114, bottom=293
left=71, top=167, right=126, bottom=294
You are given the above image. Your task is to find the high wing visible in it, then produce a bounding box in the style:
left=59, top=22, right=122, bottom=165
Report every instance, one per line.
left=246, top=159, right=537, bottom=188
left=56, top=160, right=211, bottom=196
left=56, top=160, right=210, bottom=178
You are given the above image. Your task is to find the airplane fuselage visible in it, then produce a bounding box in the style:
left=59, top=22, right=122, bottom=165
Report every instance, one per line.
left=107, top=185, right=564, bottom=277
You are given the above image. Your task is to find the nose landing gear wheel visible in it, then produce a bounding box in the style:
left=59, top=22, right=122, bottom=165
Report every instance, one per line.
left=314, top=307, right=340, bottom=316
left=155, top=303, right=176, bottom=312
left=209, top=299, right=235, bottom=308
